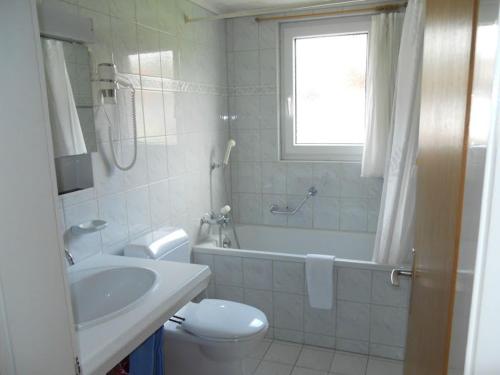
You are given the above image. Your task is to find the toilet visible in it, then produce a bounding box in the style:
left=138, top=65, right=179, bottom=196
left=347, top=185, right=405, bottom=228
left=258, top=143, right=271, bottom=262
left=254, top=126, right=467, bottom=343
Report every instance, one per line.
left=124, top=227, right=269, bottom=375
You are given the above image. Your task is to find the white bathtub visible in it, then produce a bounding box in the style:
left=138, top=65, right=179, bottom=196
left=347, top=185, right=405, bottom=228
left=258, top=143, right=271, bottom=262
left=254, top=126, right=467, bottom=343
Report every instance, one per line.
left=195, top=224, right=392, bottom=271
left=192, top=225, right=409, bottom=360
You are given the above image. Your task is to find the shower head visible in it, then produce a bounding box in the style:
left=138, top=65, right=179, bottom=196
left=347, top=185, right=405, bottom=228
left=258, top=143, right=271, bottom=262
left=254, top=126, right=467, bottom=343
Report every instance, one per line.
left=223, top=139, right=236, bottom=166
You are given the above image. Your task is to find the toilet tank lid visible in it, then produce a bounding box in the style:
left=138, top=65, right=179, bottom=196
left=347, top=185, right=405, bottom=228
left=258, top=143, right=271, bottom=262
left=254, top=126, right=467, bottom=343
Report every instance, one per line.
left=124, top=227, right=189, bottom=259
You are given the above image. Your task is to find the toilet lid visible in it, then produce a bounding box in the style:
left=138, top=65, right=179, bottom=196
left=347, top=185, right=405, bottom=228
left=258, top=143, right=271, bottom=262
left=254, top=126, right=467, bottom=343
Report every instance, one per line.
left=181, top=299, right=268, bottom=340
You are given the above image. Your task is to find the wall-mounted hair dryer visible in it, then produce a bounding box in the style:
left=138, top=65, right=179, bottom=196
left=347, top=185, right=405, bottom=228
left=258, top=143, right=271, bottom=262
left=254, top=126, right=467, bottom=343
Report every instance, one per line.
left=97, top=62, right=137, bottom=171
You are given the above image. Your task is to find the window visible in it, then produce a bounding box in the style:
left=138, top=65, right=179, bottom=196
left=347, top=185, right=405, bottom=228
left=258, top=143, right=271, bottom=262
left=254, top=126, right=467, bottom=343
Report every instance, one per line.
left=280, top=17, right=370, bottom=161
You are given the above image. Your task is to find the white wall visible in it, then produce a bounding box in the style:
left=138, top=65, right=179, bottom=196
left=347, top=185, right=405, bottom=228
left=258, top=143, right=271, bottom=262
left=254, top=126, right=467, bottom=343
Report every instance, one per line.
left=465, top=1, right=500, bottom=372
left=447, top=2, right=499, bottom=373
left=44, top=0, right=230, bottom=262
left=0, top=0, right=77, bottom=373
left=226, top=17, right=383, bottom=233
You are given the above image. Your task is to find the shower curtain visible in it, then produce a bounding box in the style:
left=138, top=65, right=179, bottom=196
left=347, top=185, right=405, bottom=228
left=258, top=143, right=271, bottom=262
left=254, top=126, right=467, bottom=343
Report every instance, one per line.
left=361, top=12, right=404, bottom=178
left=42, top=39, right=87, bottom=157
left=372, top=0, right=426, bottom=265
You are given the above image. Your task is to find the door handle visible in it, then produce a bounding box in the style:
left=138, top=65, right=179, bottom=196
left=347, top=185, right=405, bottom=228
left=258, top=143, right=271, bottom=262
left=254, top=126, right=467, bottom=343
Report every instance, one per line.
left=390, top=268, right=413, bottom=287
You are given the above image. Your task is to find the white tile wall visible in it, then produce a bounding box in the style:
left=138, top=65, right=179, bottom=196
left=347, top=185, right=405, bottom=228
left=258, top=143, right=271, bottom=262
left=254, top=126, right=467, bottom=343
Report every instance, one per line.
left=193, top=250, right=410, bottom=361
left=226, top=17, right=383, bottom=233
left=49, top=0, right=229, bottom=261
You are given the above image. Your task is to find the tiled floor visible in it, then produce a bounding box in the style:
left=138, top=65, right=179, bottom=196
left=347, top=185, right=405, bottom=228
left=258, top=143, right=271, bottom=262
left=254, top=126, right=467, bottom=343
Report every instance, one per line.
left=244, top=340, right=404, bottom=375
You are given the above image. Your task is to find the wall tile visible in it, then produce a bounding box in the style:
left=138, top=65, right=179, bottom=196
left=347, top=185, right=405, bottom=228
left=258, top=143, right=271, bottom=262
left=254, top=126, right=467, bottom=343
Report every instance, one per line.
left=369, top=343, right=405, bottom=361
left=304, top=303, right=335, bottom=336
left=110, top=17, right=139, bottom=75
left=148, top=180, right=170, bottom=227
left=98, top=192, right=128, bottom=246
left=64, top=200, right=101, bottom=261
left=244, top=289, right=274, bottom=325
left=243, top=258, right=273, bottom=290
left=231, top=162, right=262, bottom=193
left=273, top=261, right=305, bottom=294
left=287, top=195, right=313, bottom=229
left=336, top=301, right=370, bottom=341
left=371, top=271, right=410, bottom=307
left=287, top=164, right=313, bottom=195
left=262, top=162, right=287, bottom=194
left=237, top=193, right=262, bottom=224
left=303, top=333, right=335, bottom=349
left=262, top=194, right=288, bottom=226
left=215, top=285, right=244, bottom=303
left=335, top=338, right=370, bottom=355
left=137, top=26, right=162, bottom=77
left=340, top=198, right=368, bottom=232
left=370, top=305, right=408, bottom=347
left=146, top=136, right=168, bottom=182
left=126, top=186, right=151, bottom=236
left=274, top=292, right=304, bottom=330
left=231, top=51, right=260, bottom=86
left=214, top=255, right=243, bottom=286
left=313, top=197, right=340, bottom=230
left=337, top=267, right=372, bottom=303
left=260, top=49, right=277, bottom=86
left=340, top=163, right=367, bottom=198
left=142, top=90, right=166, bottom=137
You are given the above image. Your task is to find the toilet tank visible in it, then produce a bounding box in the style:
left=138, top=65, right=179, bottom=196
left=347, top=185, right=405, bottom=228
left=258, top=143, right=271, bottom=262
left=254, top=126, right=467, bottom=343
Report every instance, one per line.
left=124, top=227, right=191, bottom=263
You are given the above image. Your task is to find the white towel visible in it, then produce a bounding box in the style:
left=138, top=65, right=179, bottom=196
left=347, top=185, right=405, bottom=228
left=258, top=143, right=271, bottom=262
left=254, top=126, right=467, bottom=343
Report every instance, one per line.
left=42, top=39, right=87, bottom=158
left=306, top=254, right=335, bottom=310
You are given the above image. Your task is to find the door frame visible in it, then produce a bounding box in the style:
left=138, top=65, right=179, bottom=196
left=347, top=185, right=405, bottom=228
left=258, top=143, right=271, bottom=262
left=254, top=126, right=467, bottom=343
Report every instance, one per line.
left=0, top=0, right=78, bottom=373
left=465, top=12, right=500, bottom=370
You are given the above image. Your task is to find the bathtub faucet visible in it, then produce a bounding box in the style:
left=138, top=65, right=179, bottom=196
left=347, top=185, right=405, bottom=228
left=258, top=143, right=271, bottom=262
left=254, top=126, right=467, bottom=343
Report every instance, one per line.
left=201, top=205, right=232, bottom=247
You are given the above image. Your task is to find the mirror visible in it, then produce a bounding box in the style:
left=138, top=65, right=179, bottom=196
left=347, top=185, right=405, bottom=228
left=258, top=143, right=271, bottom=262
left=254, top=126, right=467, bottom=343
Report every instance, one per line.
left=41, top=37, right=97, bottom=195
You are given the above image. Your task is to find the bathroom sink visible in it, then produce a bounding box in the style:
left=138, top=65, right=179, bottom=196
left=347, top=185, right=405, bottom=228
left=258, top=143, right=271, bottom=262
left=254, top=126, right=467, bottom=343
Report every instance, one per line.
left=69, top=267, right=157, bottom=329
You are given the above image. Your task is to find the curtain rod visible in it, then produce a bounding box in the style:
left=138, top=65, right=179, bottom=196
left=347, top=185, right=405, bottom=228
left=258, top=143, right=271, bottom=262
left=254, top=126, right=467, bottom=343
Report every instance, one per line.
left=255, top=3, right=406, bottom=22
left=184, top=0, right=403, bottom=23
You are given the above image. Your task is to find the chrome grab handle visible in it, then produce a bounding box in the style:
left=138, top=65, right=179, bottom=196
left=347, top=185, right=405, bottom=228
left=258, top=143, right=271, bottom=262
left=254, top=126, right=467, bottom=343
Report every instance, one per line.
left=390, top=268, right=413, bottom=287
left=270, top=187, right=318, bottom=215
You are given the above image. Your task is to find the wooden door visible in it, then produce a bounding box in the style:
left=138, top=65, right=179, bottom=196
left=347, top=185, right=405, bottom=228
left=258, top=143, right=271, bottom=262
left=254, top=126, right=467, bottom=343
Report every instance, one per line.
left=404, top=0, right=479, bottom=374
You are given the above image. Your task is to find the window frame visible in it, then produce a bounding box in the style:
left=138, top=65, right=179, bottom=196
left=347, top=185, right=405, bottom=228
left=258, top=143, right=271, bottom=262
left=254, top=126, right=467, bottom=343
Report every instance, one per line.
left=279, top=16, right=371, bottom=162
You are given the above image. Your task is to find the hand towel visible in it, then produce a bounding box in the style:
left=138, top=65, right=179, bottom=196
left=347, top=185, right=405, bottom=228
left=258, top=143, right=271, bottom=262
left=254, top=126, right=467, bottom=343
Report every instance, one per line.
left=306, top=254, right=335, bottom=310
left=129, top=328, right=164, bottom=375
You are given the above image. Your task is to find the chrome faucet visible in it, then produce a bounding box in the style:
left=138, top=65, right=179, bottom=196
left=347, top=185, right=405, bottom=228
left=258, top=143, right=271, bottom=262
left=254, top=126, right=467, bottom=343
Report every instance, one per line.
left=64, top=248, right=75, bottom=266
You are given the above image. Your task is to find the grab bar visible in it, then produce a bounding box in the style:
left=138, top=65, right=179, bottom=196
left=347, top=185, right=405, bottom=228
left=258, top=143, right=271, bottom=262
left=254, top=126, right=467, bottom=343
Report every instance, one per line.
left=270, top=187, right=318, bottom=215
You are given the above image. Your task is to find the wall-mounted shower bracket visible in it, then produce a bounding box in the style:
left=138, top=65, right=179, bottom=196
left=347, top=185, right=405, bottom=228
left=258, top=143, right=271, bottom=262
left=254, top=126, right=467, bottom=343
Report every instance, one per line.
left=270, top=187, right=318, bottom=216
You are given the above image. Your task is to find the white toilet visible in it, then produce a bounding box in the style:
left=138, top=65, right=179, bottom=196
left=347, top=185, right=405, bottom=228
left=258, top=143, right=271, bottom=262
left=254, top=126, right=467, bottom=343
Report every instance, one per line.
left=124, top=227, right=269, bottom=375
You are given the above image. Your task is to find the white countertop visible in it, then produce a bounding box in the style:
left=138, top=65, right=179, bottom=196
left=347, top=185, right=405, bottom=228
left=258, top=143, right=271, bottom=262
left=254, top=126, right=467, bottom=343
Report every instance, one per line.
left=70, top=255, right=211, bottom=375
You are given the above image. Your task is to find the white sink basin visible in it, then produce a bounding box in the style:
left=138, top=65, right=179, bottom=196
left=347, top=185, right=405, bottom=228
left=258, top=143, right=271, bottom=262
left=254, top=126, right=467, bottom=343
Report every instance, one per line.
left=70, top=267, right=157, bottom=329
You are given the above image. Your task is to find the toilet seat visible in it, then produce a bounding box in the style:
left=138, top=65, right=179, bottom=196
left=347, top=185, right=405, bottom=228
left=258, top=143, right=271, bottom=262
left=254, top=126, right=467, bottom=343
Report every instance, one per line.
left=179, top=299, right=268, bottom=341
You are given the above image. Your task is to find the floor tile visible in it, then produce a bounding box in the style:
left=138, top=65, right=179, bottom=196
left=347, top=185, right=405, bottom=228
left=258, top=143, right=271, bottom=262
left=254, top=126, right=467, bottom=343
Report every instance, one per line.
left=366, top=357, right=403, bottom=375
left=264, top=341, right=302, bottom=365
left=296, top=346, right=334, bottom=371
left=243, top=357, right=261, bottom=374
left=330, top=351, right=368, bottom=375
left=250, top=338, right=273, bottom=359
left=254, top=360, right=294, bottom=375
left=291, top=367, right=328, bottom=375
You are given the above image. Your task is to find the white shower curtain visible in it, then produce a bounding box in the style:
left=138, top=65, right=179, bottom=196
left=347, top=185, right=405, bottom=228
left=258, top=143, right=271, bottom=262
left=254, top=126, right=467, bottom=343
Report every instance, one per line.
left=361, top=12, right=404, bottom=178
left=372, top=0, right=426, bottom=265
left=42, top=39, right=87, bottom=157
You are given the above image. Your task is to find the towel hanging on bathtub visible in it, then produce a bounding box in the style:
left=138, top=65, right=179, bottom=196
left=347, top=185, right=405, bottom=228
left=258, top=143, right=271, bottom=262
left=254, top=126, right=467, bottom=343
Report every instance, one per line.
left=305, top=254, right=335, bottom=310
left=41, top=38, right=87, bottom=158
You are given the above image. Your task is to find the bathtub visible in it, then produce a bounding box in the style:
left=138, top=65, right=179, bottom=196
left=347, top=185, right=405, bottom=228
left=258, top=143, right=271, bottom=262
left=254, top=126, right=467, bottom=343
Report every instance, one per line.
left=193, top=224, right=410, bottom=361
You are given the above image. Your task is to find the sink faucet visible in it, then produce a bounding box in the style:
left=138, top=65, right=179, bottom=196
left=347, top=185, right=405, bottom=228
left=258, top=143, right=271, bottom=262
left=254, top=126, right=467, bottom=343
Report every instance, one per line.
left=64, top=248, right=75, bottom=266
